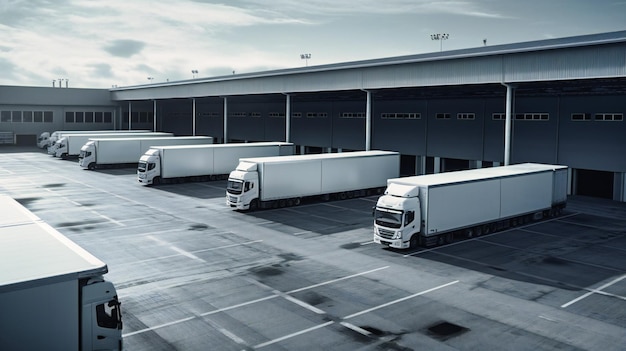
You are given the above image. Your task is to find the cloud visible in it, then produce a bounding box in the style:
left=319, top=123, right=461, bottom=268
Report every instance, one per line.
left=236, top=0, right=508, bottom=18
left=103, top=40, right=146, bottom=58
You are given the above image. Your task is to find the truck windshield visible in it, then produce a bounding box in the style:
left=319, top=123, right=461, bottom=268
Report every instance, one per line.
left=137, top=161, right=147, bottom=172
left=374, top=207, right=403, bottom=229
left=227, top=180, right=243, bottom=194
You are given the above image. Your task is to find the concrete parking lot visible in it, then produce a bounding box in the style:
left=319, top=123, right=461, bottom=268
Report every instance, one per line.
left=1, top=146, right=625, bottom=350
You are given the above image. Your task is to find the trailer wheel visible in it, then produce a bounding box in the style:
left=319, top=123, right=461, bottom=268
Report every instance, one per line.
left=475, top=226, right=483, bottom=237
left=294, top=198, right=301, bottom=206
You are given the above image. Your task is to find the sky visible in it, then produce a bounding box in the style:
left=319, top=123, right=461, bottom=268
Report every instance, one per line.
left=1, top=0, right=624, bottom=89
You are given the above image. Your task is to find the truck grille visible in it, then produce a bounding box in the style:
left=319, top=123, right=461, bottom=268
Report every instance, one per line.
left=377, top=228, right=395, bottom=239
left=228, top=195, right=237, bottom=203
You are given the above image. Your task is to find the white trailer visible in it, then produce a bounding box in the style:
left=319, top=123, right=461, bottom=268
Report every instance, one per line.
left=79, top=136, right=214, bottom=170
left=373, top=163, right=568, bottom=248
left=138, top=142, right=294, bottom=185
left=0, top=195, right=122, bottom=350
left=42, top=129, right=151, bottom=149
left=226, top=150, right=400, bottom=210
left=52, top=132, right=172, bottom=158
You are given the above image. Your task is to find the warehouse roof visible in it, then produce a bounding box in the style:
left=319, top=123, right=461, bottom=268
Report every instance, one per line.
left=111, top=30, right=626, bottom=101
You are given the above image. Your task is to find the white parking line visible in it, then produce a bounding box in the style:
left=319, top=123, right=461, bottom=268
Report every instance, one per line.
left=254, top=321, right=334, bottom=349
left=343, top=280, right=459, bottom=319
left=123, top=266, right=389, bottom=338
left=561, top=274, right=626, bottom=308
left=254, top=279, right=459, bottom=349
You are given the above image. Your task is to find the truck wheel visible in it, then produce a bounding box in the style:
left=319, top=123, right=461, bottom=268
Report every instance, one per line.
left=294, top=198, right=301, bottom=206
left=250, top=199, right=259, bottom=211
left=410, top=235, right=419, bottom=249
left=153, top=177, right=160, bottom=185
left=88, top=163, right=96, bottom=170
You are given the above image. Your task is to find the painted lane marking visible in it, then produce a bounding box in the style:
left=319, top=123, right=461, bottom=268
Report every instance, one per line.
left=253, top=322, right=334, bottom=349
left=123, top=266, right=389, bottom=338
left=561, top=274, right=626, bottom=308
left=343, top=280, right=459, bottom=319
left=254, top=280, right=459, bottom=349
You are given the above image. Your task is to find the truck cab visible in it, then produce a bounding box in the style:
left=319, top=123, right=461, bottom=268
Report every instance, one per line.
left=48, top=138, right=63, bottom=156
left=81, top=277, right=123, bottom=351
left=79, top=141, right=96, bottom=169
left=226, top=163, right=259, bottom=210
left=54, top=137, right=70, bottom=158
left=373, top=183, right=422, bottom=249
left=37, top=132, right=50, bottom=148
left=137, top=149, right=160, bottom=185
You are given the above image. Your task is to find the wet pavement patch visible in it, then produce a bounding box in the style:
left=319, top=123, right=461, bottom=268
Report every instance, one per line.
left=426, top=321, right=469, bottom=340
left=15, top=197, right=40, bottom=208
left=301, top=291, right=329, bottom=306
left=278, top=253, right=304, bottom=262
left=41, top=183, right=65, bottom=188
left=188, top=223, right=209, bottom=231
left=543, top=256, right=568, bottom=265
left=359, top=326, right=387, bottom=336
left=250, top=266, right=283, bottom=277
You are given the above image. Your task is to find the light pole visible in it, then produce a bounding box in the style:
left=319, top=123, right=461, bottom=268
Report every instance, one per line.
left=191, top=70, right=198, bottom=78
left=431, top=33, right=449, bottom=52
left=300, top=53, right=311, bottom=67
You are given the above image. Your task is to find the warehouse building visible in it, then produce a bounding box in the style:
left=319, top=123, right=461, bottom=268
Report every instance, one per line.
left=1, top=31, right=625, bottom=201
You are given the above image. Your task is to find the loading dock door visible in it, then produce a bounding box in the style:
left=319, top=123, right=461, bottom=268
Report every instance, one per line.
left=574, top=169, right=613, bottom=199
left=16, top=134, right=36, bottom=146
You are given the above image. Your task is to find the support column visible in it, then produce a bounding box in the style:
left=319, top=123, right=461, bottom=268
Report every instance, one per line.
left=434, top=157, right=441, bottom=173
left=222, top=97, right=229, bottom=143
left=153, top=100, right=157, bottom=131
left=364, top=90, right=372, bottom=151
left=502, top=83, right=516, bottom=166
left=128, top=101, right=132, bottom=130
left=284, top=93, right=291, bottom=143
left=415, top=155, right=426, bottom=175
left=192, top=98, right=196, bottom=136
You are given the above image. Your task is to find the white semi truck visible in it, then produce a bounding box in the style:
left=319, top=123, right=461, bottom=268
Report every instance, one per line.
left=373, top=163, right=568, bottom=248
left=138, top=142, right=294, bottom=185
left=227, top=150, right=400, bottom=210
left=41, top=130, right=151, bottom=149
left=79, top=136, right=214, bottom=170
left=52, top=132, right=173, bottom=159
left=0, top=195, right=122, bottom=350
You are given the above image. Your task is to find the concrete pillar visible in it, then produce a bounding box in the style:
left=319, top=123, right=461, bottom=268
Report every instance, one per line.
left=364, top=90, right=372, bottom=151
left=502, top=83, right=516, bottom=166
left=434, top=157, right=441, bottom=173
left=223, top=97, right=228, bottom=143
left=284, top=93, right=291, bottom=143
left=415, top=155, right=426, bottom=175
left=192, top=98, right=196, bottom=136
left=153, top=100, right=157, bottom=131
left=128, top=101, right=132, bottom=130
